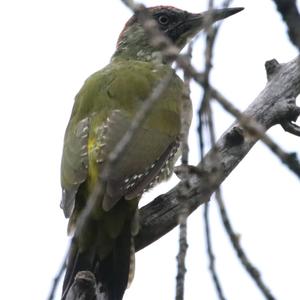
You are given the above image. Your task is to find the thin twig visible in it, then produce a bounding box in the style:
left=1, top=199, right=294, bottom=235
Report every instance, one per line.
left=203, top=199, right=226, bottom=300
left=47, top=254, right=67, bottom=300
left=176, top=207, right=189, bottom=300
left=200, top=1, right=231, bottom=299
left=175, top=46, right=193, bottom=300
left=215, top=190, right=276, bottom=300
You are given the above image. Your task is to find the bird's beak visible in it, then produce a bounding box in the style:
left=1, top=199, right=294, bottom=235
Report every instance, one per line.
left=185, top=7, right=244, bottom=35
left=174, top=7, right=243, bottom=49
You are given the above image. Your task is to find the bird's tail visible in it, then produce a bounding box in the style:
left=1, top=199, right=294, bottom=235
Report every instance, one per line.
left=61, top=220, right=134, bottom=300
left=61, top=238, right=94, bottom=300
left=97, top=220, right=133, bottom=300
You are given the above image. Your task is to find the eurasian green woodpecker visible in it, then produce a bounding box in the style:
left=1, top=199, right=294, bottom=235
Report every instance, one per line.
left=60, top=5, right=242, bottom=300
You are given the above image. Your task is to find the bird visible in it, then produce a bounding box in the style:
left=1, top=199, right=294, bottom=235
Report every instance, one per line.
left=60, top=5, right=243, bottom=300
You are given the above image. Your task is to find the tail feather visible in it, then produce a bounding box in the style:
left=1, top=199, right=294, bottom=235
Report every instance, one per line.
left=127, top=238, right=135, bottom=288
left=62, top=222, right=133, bottom=300
left=62, top=239, right=95, bottom=299
left=97, top=220, right=132, bottom=300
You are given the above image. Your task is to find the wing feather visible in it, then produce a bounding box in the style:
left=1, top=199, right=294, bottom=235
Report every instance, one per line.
left=60, top=117, right=90, bottom=217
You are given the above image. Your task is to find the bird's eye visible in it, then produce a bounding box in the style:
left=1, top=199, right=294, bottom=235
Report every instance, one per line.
left=158, top=14, right=170, bottom=25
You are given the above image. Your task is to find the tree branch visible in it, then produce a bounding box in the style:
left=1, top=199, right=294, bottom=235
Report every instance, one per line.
left=135, top=55, right=300, bottom=252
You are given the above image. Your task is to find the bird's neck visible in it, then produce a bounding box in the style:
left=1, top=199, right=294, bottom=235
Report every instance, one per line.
left=112, top=46, right=164, bottom=65
left=111, top=25, right=165, bottom=64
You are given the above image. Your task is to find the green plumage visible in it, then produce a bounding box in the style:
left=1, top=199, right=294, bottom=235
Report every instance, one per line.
left=60, top=57, right=190, bottom=299
left=61, top=57, right=186, bottom=219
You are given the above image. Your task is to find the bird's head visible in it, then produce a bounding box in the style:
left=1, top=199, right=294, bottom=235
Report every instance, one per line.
left=113, top=5, right=243, bottom=63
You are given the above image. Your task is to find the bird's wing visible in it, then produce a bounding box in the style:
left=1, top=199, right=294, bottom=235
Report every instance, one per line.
left=94, top=109, right=180, bottom=211
left=60, top=117, right=90, bottom=218
left=60, top=61, right=185, bottom=218
left=60, top=108, right=180, bottom=218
